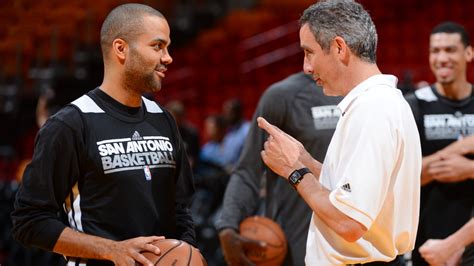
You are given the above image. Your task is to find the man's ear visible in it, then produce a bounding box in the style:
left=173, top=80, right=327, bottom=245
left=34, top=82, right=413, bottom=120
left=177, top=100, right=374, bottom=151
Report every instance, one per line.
left=465, top=45, right=473, bottom=63
left=333, top=36, right=349, bottom=63
left=112, top=38, right=128, bottom=63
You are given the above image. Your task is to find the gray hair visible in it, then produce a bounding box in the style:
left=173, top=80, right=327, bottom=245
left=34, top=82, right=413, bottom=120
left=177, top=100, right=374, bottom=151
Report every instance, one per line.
left=100, top=3, right=164, bottom=56
left=299, top=0, right=377, bottom=63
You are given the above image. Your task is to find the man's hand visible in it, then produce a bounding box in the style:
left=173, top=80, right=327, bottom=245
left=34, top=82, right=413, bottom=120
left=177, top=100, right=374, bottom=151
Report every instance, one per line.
left=257, top=117, right=308, bottom=178
left=109, top=236, right=164, bottom=266
left=219, top=228, right=266, bottom=266
left=427, top=154, right=474, bottom=183
left=420, top=153, right=441, bottom=185
left=419, top=238, right=464, bottom=266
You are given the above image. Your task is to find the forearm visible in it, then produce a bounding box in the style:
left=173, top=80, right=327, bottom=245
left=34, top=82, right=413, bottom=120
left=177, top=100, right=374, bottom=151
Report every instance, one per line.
left=442, top=135, right=474, bottom=155
left=302, top=155, right=322, bottom=181
left=446, top=218, right=474, bottom=249
left=216, top=173, right=260, bottom=232
left=175, top=204, right=197, bottom=247
left=53, top=227, right=116, bottom=261
left=296, top=174, right=366, bottom=242
left=420, top=154, right=438, bottom=186
left=420, top=171, right=434, bottom=186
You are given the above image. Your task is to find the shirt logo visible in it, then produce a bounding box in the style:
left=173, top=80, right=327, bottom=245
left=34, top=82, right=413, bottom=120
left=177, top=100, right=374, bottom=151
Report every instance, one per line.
left=341, top=183, right=351, bottom=192
left=423, top=113, right=474, bottom=140
left=311, top=105, right=341, bottom=130
left=144, top=165, right=152, bottom=180
left=97, top=136, right=176, bottom=174
left=132, top=131, right=143, bottom=141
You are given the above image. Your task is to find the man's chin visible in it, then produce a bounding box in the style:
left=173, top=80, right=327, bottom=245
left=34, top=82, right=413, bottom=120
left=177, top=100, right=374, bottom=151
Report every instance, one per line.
left=145, top=81, right=162, bottom=93
left=438, top=78, right=454, bottom=86
left=149, top=86, right=162, bottom=93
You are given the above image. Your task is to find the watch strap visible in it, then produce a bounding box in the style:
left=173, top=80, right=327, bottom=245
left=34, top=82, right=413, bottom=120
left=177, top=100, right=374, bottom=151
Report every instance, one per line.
left=288, top=167, right=311, bottom=188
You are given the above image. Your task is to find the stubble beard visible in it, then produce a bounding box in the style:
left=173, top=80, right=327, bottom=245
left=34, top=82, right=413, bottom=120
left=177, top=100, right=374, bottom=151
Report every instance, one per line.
left=124, top=48, right=162, bottom=94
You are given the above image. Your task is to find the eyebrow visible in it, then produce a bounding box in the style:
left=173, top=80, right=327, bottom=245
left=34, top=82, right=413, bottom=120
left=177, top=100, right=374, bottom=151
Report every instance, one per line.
left=300, top=44, right=312, bottom=51
left=152, top=38, right=171, bottom=46
left=430, top=44, right=458, bottom=49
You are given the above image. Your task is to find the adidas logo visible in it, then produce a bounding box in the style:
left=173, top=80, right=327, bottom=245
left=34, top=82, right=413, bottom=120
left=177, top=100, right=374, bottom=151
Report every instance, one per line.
left=341, top=183, right=351, bottom=192
left=132, top=131, right=142, bottom=141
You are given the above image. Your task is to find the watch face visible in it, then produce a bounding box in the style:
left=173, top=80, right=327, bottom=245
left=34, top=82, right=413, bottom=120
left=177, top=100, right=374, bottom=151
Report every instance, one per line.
left=289, top=171, right=301, bottom=184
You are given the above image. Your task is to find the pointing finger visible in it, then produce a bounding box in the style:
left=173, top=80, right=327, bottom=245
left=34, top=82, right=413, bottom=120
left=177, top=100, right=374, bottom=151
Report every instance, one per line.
left=257, top=117, right=282, bottom=137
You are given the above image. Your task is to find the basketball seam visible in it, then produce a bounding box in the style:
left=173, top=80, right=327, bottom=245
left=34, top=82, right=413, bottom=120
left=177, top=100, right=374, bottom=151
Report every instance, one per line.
left=242, top=217, right=287, bottom=248
left=155, top=240, right=183, bottom=265
left=256, top=219, right=286, bottom=248
left=186, top=243, right=192, bottom=266
left=242, top=217, right=287, bottom=262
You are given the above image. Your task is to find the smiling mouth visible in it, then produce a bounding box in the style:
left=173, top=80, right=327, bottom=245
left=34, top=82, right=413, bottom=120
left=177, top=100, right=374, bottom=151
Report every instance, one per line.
left=436, top=67, right=453, bottom=76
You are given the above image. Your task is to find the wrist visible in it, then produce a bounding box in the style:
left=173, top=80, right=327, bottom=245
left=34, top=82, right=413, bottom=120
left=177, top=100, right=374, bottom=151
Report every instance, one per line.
left=102, top=239, right=119, bottom=261
left=218, top=228, right=238, bottom=239
left=288, top=167, right=312, bottom=189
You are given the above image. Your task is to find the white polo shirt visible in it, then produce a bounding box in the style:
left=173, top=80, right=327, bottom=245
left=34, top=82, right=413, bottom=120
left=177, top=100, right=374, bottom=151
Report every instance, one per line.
left=305, top=75, right=421, bottom=265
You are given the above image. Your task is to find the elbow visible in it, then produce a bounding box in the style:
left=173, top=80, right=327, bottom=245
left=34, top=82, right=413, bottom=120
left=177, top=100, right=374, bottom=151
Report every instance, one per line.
left=338, top=222, right=367, bottom=243
left=341, top=229, right=365, bottom=242
left=11, top=223, right=28, bottom=247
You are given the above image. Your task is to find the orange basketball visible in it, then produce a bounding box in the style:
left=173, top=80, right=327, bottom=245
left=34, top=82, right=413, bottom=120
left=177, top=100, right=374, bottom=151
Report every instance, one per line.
left=239, top=216, right=287, bottom=266
left=138, top=239, right=207, bottom=266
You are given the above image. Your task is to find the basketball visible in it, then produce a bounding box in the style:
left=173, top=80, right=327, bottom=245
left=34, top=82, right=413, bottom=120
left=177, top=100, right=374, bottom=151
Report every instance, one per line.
left=138, top=239, right=207, bottom=266
left=239, top=216, right=287, bottom=266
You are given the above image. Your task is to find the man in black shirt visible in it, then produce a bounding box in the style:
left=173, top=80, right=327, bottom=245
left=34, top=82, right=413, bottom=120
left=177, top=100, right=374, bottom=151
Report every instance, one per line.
left=216, top=72, right=341, bottom=265
left=405, top=21, right=474, bottom=266
left=11, top=4, right=195, bottom=266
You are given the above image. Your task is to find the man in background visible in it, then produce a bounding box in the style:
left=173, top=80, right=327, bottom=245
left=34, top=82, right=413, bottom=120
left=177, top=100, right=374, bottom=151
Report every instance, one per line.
left=217, top=71, right=341, bottom=266
left=405, top=21, right=474, bottom=266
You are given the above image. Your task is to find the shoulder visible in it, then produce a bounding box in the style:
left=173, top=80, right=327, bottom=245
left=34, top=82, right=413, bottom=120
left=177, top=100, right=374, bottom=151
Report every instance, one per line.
left=142, top=96, right=165, bottom=114
left=407, top=86, right=438, bottom=103
left=263, top=72, right=313, bottom=98
left=142, top=96, right=175, bottom=122
left=354, top=87, right=407, bottom=117
left=36, top=105, right=83, bottom=146
left=143, top=97, right=180, bottom=134
left=50, top=100, right=85, bottom=130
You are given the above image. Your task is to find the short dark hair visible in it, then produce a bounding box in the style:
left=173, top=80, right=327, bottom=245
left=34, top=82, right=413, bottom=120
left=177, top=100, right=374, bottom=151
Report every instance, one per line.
left=100, top=3, right=164, bottom=56
left=431, top=21, right=471, bottom=47
left=299, top=0, right=377, bottom=63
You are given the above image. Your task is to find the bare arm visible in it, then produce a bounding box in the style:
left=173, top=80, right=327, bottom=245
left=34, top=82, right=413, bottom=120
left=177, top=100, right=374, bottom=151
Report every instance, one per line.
left=257, top=117, right=366, bottom=242
left=295, top=171, right=367, bottom=242
left=427, top=154, right=474, bottom=183
left=447, top=218, right=474, bottom=248
left=420, top=154, right=441, bottom=186
left=419, top=218, right=474, bottom=265
left=300, top=150, right=323, bottom=181
left=422, top=138, right=474, bottom=186
left=440, top=135, right=474, bottom=155
left=53, top=228, right=163, bottom=266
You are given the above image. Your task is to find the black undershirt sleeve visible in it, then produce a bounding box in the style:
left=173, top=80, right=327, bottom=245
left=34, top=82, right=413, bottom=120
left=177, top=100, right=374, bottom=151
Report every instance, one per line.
left=11, top=108, right=83, bottom=251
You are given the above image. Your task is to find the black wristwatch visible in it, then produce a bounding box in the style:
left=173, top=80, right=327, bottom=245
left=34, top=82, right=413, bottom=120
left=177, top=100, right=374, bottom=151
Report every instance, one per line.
left=288, top=168, right=311, bottom=188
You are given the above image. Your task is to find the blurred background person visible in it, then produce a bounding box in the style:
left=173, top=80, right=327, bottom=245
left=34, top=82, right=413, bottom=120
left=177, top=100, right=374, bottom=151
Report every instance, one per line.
left=220, top=98, right=251, bottom=172
left=166, top=100, right=200, bottom=169
left=405, top=21, right=474, bottom=266
left=217, top=71, right=341, bottom=266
